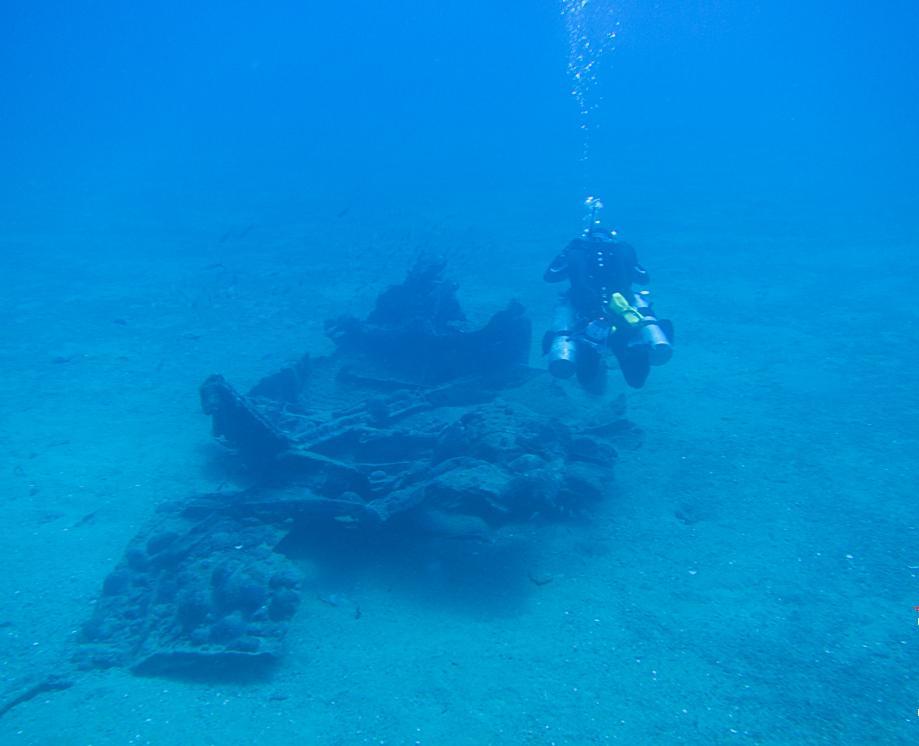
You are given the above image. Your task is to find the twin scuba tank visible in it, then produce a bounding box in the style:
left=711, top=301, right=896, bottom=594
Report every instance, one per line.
left=547, top=289, right=673, bottom=379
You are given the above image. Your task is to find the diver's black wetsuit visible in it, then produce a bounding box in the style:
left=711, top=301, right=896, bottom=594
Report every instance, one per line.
left=544, top=235, right=652, bottom=389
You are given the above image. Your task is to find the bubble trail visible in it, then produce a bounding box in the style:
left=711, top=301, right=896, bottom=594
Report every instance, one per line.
left=561, top=0, right=620, bottom=163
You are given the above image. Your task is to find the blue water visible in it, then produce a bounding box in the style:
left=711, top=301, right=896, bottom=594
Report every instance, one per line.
left=1, top=1, right=917, bottom=743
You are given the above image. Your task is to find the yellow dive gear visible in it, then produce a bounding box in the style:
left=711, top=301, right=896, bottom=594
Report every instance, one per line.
left=608, top=292, right=644, bottom=327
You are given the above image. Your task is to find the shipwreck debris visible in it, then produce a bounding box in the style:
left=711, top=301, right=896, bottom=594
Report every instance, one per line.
left=0, top=258, right=643, bottom=718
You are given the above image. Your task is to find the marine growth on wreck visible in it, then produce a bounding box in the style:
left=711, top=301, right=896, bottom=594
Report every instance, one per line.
left=2, top=259, right=642, bottom=709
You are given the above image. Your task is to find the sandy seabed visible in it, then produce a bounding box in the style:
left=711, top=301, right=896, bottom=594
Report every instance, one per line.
left=0, top=212, right=916, bottom=745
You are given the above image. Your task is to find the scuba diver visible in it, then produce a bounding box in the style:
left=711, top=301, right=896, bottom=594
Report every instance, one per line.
left=543, top=197, right=674, bottom=392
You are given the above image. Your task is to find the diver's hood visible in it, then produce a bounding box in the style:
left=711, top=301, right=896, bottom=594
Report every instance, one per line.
left=584, top=226, right=617, bottom=242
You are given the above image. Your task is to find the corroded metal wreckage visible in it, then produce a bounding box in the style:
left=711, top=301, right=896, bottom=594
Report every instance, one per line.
left=1, top=259, right=641, bottom=715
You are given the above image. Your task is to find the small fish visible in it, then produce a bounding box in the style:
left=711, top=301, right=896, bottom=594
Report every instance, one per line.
left=527, top=571, right=554, bottom=587
left=71, top=510, right=98, bottom=529
left=318, top=592, right=362, bottom=620
left=317, top=592, right=349, bottom=608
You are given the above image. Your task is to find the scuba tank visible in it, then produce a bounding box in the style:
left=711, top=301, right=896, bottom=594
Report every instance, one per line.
left=547, top=303, right=577, bottom=378
left=630, top=290, right=674, bottom=366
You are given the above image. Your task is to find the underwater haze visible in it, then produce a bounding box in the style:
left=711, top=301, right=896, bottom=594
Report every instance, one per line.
left=1, top=0, right=917, bottom=743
